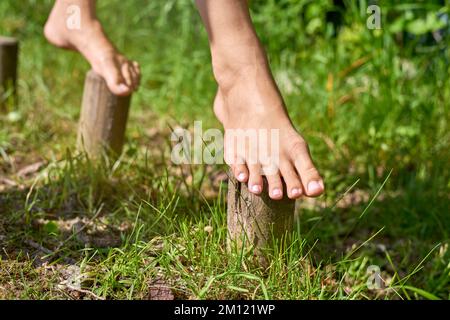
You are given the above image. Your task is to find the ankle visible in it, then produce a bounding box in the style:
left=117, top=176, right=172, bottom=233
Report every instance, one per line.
left=44, top=14, right=103, bottom=44
left=71, top=20, right=116, bottom=56
left=210, top=41, right=269, bottom=91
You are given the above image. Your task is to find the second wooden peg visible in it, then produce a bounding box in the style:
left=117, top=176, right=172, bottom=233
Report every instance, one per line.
left=0, top=36, right=19, bottom=111
left=77, top=70, right=131, bottom=158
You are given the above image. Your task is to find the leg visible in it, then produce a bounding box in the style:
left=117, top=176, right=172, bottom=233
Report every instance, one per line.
left=196, top=0, right=324, bottom=200
left=44, top=0, right=140, bottom=96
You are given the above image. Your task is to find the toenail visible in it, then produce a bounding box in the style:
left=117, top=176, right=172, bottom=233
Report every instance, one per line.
left=250, top=185, right=261, bottom=193
left=237, top=173, right=246, bottom=181
left=291, top=188, right=301, bottom=196
left=272, top=188, right=282, bottom=197
left=307, top=181, right=322, bottom=194
left=118, top=84, right=128, bottom=92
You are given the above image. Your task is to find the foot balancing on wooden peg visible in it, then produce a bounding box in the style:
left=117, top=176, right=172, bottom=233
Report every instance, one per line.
left=197, top=0, right=324, bottom=262
left=45, top=0, right=140, bottom=157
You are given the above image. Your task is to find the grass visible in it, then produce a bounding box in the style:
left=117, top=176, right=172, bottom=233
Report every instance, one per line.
left=0, top=0, right=449, bottom=299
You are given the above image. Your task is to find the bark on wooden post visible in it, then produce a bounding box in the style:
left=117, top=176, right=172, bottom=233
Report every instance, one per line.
left=0, top=36, right=19, bottom=111
left=77, top=70, right=131, bottom=158
left=227, top=173, right=295, bottom=267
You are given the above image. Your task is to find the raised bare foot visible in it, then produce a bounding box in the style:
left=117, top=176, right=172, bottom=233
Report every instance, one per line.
left=213, top=50, right=324, bottom=200
left=44, top=1, right=140, bottom=96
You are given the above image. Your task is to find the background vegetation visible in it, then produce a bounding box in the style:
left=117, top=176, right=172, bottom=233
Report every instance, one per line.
left=0, top=0, right=449, bottom=299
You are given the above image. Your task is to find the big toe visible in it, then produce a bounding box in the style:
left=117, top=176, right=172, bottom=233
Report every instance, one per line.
left=290, top=140, right=325, bottom=197
left=99, top=59, right=133, bottom=96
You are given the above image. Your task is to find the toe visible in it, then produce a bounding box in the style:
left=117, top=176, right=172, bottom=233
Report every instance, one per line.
left=103, top=64, right=131, bottom=96
left=97, top=54, right=132, bottom=96
left=130, top=62, right=141, bottom=90
left=128, top=64, right=139, bottom=91
left=132, top=61, right=141, bottom=82
left=290, top=140, right=325, bottom=197
left=233, top=163, right=249, bottom=183
left=247, top=164, right=263, bottom=195
left=107, top=78, right=130, bottom=96
left=108, top=82, right=130, bottom=96
left=121, top=63, right=134, bottom=88
left=225, top=152, right=248, bottom=183
left=265, top=171, right=283, bottom=200
left=280, top=162, right=303, bottom=199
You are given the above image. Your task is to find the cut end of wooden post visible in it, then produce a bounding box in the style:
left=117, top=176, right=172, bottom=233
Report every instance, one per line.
left=77, top=70, right=131, bottom=158
left=0, top=36, right=19, bottom=45
left=227, top=171, right=295, bottom=268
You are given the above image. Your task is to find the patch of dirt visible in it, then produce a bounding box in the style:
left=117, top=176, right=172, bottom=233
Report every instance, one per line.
left=0, top=259, right=64, bottom=299
left=34, top=216, right=126, bottom=248
left=16, top=161, right=46, bottom=178
left=1, top=156, right=46, bottom=192
left=148, top=276, right=175, bottom=300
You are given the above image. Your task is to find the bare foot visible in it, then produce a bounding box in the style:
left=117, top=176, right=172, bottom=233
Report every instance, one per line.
left=213, top=57, right=324, bottom=200
left=44, top=1, right=140, bottom=96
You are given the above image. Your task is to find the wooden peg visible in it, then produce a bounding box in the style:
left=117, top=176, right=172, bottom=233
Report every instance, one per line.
left=227, top=173, right=295, bottom=267
left=77, top=70, right=131, bottom=157
left=0, top=36, right=19, bottom=111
